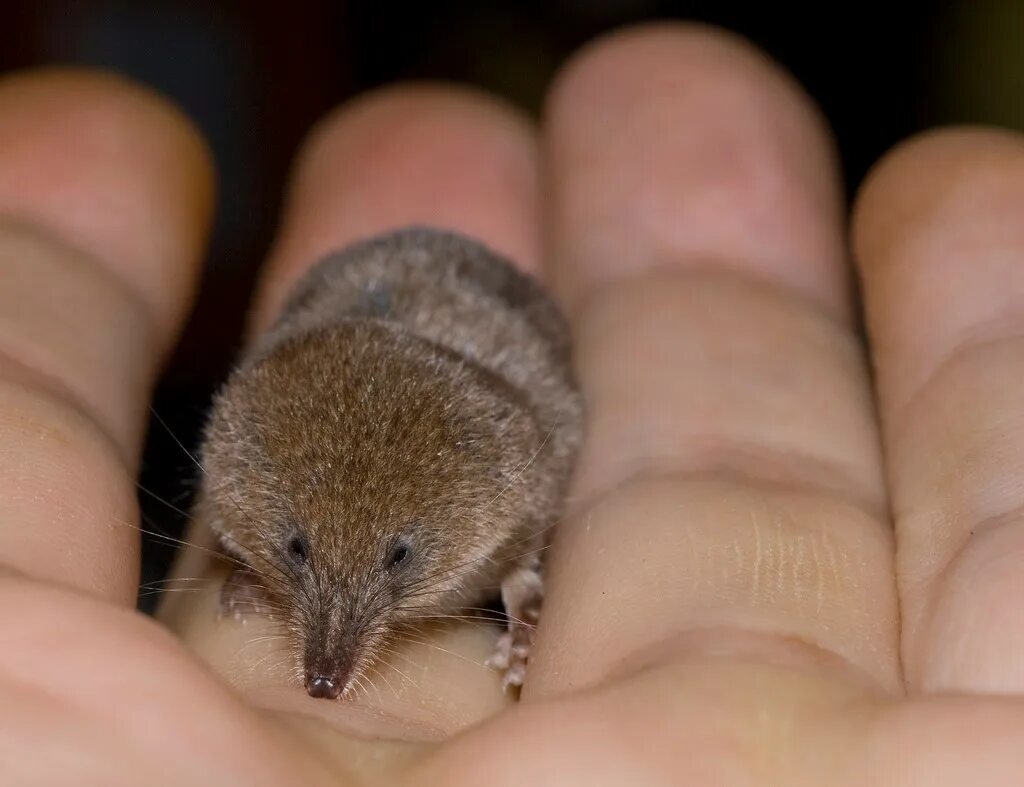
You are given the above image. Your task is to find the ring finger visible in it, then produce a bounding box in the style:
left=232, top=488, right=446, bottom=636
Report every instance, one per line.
left=854, top=128, right=1024, bottom=693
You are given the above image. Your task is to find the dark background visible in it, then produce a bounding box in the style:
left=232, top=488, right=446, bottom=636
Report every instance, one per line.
left=3, top=0, right=1022, bottom=606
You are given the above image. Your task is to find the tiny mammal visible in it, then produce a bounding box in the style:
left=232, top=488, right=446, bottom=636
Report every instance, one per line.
left=196, top=227, right=583, bottom=699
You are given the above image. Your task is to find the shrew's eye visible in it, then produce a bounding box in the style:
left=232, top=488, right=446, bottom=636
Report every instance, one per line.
left=386, top=540, right=411, bottom=570
left=287, top=533, right=310, bottom=565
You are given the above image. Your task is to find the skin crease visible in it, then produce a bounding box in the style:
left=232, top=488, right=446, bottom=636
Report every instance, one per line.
left=4, top=21, right=1024, bottom=786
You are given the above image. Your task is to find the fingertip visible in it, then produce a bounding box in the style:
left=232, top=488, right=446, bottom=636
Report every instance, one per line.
left=546, top=21, right=790, bottom=107
left=0, top=66, right=215, bottom=340
left=254, top=82, right=541, bottom=330
left=543, top=21, right=846, bottom=318
left=853, top=125, right=1024, bottom=275
left=851, top=125, right=1024, bottom=411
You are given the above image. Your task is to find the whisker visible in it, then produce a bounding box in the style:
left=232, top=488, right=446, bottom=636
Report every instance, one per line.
left=397, top=541, right=554, bottom=604
left=399, top=537, right=555, bottom=601
left=396, top=633, right=491, bottom=671
left=395, top=615, right=519, bottom=632
left=136, top=588, right=212, bottom=600
left=112, top=514, right=247, bottom=574
left=138, top=576, right=218, bottom=588
left=248, top=648, right=292, bottom=677
left=235, top=634, right=291, bottom=659
left=365, top=661, right=399, bottom=701
left=148, top=408, right=305, bottom=600
left=458, top=606, right=530, bottom=625
left=479, top=418, right=559, bottom=514
left=135, top=489, right=292, bottom=598
left=137, top=482, right=195, bottom=523
left=375, top=653, right=418, bottom=692
left=150, top=407, right=208, bottom=476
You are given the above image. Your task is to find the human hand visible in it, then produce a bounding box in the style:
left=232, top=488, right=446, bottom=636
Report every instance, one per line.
left=2, top=22, right=1023, bottom=785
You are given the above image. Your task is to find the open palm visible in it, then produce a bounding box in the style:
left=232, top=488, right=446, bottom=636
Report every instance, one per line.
left=2, top=23, right=1023, bottom=786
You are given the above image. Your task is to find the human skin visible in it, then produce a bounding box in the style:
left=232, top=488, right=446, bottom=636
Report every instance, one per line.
left=2, top=21, right=1024, bottom=785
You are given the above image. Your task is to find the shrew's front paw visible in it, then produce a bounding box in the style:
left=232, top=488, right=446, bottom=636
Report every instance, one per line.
left=486, top=560, right=543, bottom=693
left=218, top=568, right=271, bottom=622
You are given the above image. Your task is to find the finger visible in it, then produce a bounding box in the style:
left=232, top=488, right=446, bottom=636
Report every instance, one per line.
left=0, top=68, right=214, bottom=602
left=528, top=23, right=899, bottom=697
left=853, top=128, right=1024, bottom=693
left=251, top=84, right=541, bottom=331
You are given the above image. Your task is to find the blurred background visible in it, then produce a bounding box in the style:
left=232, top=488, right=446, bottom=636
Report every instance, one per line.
left=2, top=0, right=1022, bottom=605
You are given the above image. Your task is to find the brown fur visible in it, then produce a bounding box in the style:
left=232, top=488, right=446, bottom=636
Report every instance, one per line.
left=196, top=227, right=582, bottom=695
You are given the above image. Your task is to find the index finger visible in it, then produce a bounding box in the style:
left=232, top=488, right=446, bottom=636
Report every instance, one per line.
left=0, top=68, right=213, bottom=602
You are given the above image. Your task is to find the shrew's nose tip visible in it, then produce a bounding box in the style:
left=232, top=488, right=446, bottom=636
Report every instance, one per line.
left=306, top=675, right=341, bottom=700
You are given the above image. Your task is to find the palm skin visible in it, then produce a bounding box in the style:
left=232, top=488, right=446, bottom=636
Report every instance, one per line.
left=2, top=23, right=1024, bottom=786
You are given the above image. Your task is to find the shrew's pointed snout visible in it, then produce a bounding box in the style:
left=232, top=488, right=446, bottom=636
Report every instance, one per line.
left=304, top=638, right=356, bottom=700
left=304, top=598, right=363, bottom=700
left=305, top=674, right=342, bottom=700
